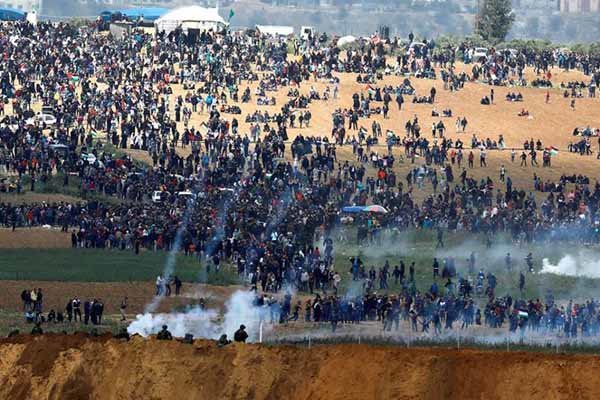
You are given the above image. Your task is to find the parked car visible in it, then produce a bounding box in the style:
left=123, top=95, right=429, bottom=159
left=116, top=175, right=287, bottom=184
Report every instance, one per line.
left=152, top=190, right=169, bottom=203
left=472, top=47, right=489, bottom=61
left=25, top=113, right=56, bottom=126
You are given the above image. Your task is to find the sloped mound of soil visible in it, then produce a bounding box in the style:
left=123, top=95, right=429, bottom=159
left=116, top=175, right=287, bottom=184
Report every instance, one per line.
left=1, top=334, right=599, bottom=400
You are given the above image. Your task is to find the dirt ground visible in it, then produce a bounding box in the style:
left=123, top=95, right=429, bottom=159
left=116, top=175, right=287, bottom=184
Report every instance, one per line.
left=0, top=280, right=242, bottom=315
left=152, top=61, right=600, bottom=196
left=0, top=192, right=84, bottom=205
left=4, top=62, right=599, bottom=202
left=0, top=228, right=70, bottom=249
left=1, top=334, right=600, bottom=400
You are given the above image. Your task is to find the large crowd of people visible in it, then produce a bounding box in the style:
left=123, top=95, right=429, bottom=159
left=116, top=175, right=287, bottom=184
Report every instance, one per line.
left=1, top=20, right=600, bottom=340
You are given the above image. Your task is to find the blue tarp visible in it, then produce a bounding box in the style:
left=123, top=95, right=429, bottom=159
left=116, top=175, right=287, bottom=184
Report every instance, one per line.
left=102, top=7, right=168, bottom=22
left=342, top=206, right=365, bottom=213
left=0, top=8, right=26, bottom=21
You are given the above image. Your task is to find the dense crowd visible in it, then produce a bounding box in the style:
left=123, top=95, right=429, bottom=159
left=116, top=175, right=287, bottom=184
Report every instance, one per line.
left=1, top=20, right=600, bottom=339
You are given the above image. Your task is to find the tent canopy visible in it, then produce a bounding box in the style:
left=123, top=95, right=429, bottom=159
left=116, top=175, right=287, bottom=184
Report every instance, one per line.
left=337, top=35, right=357, bottom=47
left=120, top=8, right=168, bottom=21
left=155, top=6, right=227, bottom=34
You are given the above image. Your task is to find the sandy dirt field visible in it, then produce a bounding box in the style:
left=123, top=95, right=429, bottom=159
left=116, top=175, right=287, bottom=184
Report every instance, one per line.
left=0, top=192, right=84, bottom=206
left=1, top=334, right=600, bottom=400
left=0, top=280, right=242, bottom=315
left=154, top=61, right=600, bottom=195
left=0, top=228, right=71, bottom=249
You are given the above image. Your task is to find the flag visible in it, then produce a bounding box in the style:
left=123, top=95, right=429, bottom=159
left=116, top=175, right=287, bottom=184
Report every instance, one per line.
left=545, top=146, right=559, bottom=156
left=228, top=9, right=234, bottom=22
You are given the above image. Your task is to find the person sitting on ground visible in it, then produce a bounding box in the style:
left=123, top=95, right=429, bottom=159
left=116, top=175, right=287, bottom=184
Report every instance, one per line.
left=114, top=328, right=130, bottom=341
left=480, top=96, right=490, bottom=105
left=234, top=324, right=248, bottom=343
left=218, top=334, right=232, bottom=347
left=518, top=108, right=530, bottom=117
left=157, top=324, right=173, bottom=340
left=31, top=322, right=43, bottom=335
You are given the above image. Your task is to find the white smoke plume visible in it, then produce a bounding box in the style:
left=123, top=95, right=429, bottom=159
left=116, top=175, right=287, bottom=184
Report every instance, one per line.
left=128, top=290, right=266, bottom=342
left=127, top=307, right=220, bottom=338
left=541, top=254, right=600, bottom=279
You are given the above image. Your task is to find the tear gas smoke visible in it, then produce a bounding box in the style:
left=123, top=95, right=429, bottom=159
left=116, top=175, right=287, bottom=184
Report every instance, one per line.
left=145, top=200, right=194, bottom=313
left=541, top=253, right=600, bottom=278
left=128, top=290, right=265, bottom=341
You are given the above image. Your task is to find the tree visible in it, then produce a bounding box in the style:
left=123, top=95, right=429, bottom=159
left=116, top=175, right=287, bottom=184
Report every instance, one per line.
left=474, top=0, right=515, bottom=44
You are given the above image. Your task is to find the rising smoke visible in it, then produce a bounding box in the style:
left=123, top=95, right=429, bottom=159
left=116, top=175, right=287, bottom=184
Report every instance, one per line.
left=145, top=198, right=194, bottom=313
left=128, top=289, right=266, bottom=341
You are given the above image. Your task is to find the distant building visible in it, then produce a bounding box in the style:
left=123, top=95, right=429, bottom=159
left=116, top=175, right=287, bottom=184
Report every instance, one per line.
left=0, top=0, right=39, bottom=11
left=560, top=0, right=600, bottom=11
left=513, top=0, right=559, bottom=10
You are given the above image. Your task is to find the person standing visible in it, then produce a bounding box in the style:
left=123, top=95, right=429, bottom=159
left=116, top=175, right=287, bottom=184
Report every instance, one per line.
left=519, top=272, right=525, bottom=293
left=530, top=150, right=538, bottom=166
left=120, top=297, right=128, bottom=321
left=436, top=227, right=444, bottom=248
left=73, top=297, right=82, bottom=322
left=155, top=275, right=162, bottom=296
left=84, top=300, right=91, bottom=325
left=479, top=149, right=487, bottom=167
left=174, top=276, right=182, bottom=296
left=66, top=299, right=73, bottom=322
left=95, top=300, right=105, bottom=325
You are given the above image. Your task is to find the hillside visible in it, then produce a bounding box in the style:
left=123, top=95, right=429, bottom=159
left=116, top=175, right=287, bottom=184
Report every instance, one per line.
left=2, top=334, right=600, bottom=400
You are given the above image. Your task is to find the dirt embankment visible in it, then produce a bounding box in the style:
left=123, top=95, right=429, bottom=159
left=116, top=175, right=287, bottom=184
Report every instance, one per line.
left=0, top=334, right=599, bottom=400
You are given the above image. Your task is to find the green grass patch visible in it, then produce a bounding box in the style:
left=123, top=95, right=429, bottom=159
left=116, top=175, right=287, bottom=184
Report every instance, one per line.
left=2, top=230, right=600, bottom=302
left=0, top=310, right=124, bottom=337
left=16, top=173, right=122, bottom=205
left=330, top=229, right=600, bottom=301
left=0, top=249, right=240, bottom=284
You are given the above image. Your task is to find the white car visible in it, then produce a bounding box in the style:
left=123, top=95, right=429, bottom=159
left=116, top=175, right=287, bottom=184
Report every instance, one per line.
left=152, top=190, right=169, bottom=203
left=176, top=191, right=196, bottom=200
left=26, top=113, right=57, bottom=126
left=472, top=47, right=488, bottom=60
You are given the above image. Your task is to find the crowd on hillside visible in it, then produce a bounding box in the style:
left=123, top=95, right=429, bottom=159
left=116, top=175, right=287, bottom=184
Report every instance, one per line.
left=1, top=21, right=600, bottom=339
left=0, top=21, right=599, bottom=253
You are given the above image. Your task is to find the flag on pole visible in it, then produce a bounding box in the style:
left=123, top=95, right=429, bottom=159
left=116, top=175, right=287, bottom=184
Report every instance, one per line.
left=228, top=9, right=235, bottom=22
left=545, top=146, right=559, bottom=156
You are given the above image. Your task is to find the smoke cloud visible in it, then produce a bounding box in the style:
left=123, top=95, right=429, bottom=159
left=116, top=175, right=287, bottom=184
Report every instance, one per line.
left=541, top=253, right=600, bottom=279
left=128, top=290, right=266, bottom=342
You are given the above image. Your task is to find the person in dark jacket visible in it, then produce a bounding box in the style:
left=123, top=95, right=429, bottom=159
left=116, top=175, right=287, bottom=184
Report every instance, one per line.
left=234, top=324, right=248, bottom=342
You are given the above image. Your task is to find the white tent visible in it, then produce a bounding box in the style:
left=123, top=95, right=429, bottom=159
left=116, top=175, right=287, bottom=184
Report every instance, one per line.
left=337, top=35, right=357, bottom=47
left=256, top=25, right=294, bottom=37
left=26, top=10, right=37, bottom=25
left=155, top=6, right=227, bottom=34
